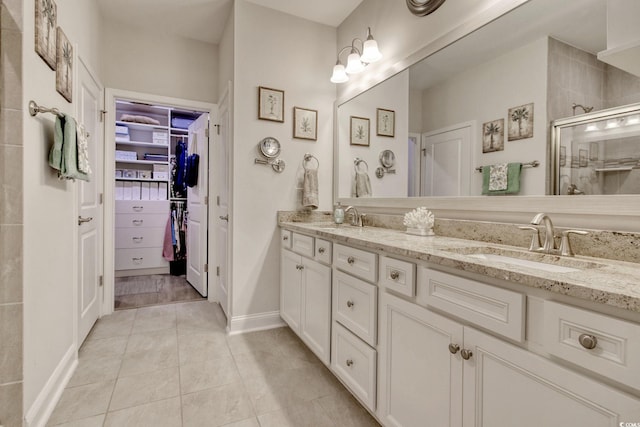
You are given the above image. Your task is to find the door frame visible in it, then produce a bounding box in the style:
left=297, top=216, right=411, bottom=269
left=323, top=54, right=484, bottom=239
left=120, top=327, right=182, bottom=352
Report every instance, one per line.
left=102, top=88, right=216, bottom=315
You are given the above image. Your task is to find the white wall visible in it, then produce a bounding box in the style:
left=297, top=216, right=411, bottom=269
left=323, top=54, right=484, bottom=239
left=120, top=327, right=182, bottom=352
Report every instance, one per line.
left=230, top=0, right=336, bottom=328
left=217, top=4, right=235, bottom=99
left=100, top=20, right=219, bottom=103
left=337, top=70, right=409, bottom=198
left=22, top=0, right=101, bottom=418
left=421, top=37, right=548, bottom=196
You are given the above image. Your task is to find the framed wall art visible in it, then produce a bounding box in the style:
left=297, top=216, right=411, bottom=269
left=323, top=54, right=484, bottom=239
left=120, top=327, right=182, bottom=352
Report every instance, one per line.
left=376, top=108, right=395, bottom=137
left=508, top=103, right=534, bottom=141
left=55, top=27, right=72, bottom=102
left=258, top=86, right=284, bottom=122
left=579, top=149, right=588, bottom=167
left=293, top=107, right=317, bottom=140
left=482, top=119, right=504, bottom=153
left=35, top=0, right=57, bottom=69
left=350, top=116, right=370, bottom=146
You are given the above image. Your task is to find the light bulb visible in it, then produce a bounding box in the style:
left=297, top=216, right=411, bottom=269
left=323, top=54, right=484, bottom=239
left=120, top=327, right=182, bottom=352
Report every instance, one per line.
left=330, top=63, right=349, bottom=83
left=345, top=51, right=365, bottom=74
left=584, top=123, right=599, bottom=132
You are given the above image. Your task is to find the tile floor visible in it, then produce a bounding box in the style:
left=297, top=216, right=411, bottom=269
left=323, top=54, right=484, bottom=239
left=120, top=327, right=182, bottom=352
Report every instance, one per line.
left=115, top=275, right=204, bottom=310
left=48, top=300, right=380, bottom=426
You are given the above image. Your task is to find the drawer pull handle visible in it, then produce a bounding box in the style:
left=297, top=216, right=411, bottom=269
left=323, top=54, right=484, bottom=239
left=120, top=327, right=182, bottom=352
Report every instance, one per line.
left=132, top=219, right=144, bottom=226
left=390, top=270, right=400, bottom=280
left=578, top=333, right=598, bottom=350
left=347, top=256, right=355, bottom=265
left=132, top=257, right=144, bottom=265
left=283, top=235, right=289, bottom=241
left=132, top=206, right=144, bottom=212
left=346, top=359, right=354, bottom=367
left=346, top=300, right=354, bottom=308
left=318, top=247, right=325, bottom=254
left=461, top=349, right=473, bottom=360
left=132, top=237, right=143, bottom=243
left=448, top=343, right=460, bottom=354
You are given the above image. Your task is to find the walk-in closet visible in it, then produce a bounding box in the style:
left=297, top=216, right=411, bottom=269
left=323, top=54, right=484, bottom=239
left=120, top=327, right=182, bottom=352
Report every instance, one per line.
left=113, top=97, right=209, bottom=309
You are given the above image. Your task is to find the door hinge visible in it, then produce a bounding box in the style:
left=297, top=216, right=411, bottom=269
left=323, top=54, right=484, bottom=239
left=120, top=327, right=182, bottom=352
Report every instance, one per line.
left=214, top=124, right=220, bottom=135
left=216, top=266, right=220, bottom=276
left=204, top=264, right=208, bottom=273
left=205, top=128, right=210, bottom=138
left=421, top=148, right=427, bottom=156
left=99, top=193, right=103, bottom=204
left=216, top=196, right=220, bottom=206
left=98, top=275, right=103, bottom=287
left=204, top=196, right=209, bottom=205
left=99, top=110, right=107, bottom=122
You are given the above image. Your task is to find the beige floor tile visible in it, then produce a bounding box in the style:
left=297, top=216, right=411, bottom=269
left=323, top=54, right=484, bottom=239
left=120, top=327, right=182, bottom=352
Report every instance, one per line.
left=115, top=293, right=159, bottom=310
left=125, top=328, right=177, bottom=354
left=220, top=417, right=260, bottom=427
left=109, top=367, right=180, bottom=411
left=180, top=354, right=241, bottom=394
left=86, top=310, right=135, bottom=341
left=226, top=329, right=281, bottom=357
left=233, top=348, right=318, bottom=381
left=119, top=346, right=180, bottom=377
left=131, top=313, right=176, bottom=334
left=47, top=381, right=115, bottom=425
left=257, top=400, right=334, bottom=427
left=178, top=331, right=230, bottom=365
left=48, top=414, right=105, bottom=427
left=182, top=381, right=255, bottom=427
left=79, top=336, right=128, bottom=360
left=103, top=397, right=182, bottom=427
left=176, top=300, right=225, bottom=335
left=67, top=356, right=122, bottom=387
left=316, top=390, right=381, bottom=427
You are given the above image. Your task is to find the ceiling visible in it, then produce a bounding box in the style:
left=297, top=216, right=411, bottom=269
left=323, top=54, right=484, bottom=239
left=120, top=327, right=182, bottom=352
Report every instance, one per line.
left=96, top=0, right=363, bottom=44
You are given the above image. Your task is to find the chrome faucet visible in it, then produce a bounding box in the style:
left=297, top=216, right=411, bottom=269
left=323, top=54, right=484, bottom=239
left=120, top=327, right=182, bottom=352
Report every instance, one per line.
left=530, top=213, right=556, bottom=253
left=567, top=184, right=584, bottom=195
left=344, top=206, right=363, bottom=227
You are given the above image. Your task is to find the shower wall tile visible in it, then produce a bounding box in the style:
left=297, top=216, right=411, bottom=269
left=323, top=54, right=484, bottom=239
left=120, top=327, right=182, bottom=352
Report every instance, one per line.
left=0, top=381, right=22, bottom=427
left=0, top=225, right=22, bottom=304
left=0, top=28, right=22, bottom=110
left=0, top=108, right=22, bottom=146
left=0, top=145, right=23, bottom=224
left=0, top=303, right=22, bottom=384
left=1, top=0, right=21, bottom=31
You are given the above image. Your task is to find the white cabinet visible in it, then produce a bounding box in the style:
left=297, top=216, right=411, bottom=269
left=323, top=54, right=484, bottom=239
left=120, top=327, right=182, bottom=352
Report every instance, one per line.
left=280, top=238, right=332, bottom=366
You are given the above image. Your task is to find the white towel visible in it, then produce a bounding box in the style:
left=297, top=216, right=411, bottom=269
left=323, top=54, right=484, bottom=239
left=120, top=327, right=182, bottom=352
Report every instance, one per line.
left=76, top=123, right=92, bottom=175
left=302, top=169, right=319, bottom=209
left=355, top=171, right=372, bottom=197
left=489, top=163, right=508, bottom=191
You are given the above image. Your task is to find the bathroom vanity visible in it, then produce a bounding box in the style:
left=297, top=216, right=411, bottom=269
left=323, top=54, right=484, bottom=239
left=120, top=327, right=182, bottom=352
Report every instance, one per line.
left=279, top=219, right=640, bottom=427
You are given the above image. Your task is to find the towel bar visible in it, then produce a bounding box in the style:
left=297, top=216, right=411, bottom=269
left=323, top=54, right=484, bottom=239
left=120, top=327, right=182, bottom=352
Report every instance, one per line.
left=475, top=160, right=539, bottom=172
left=28, top=100, right=64, bottom=118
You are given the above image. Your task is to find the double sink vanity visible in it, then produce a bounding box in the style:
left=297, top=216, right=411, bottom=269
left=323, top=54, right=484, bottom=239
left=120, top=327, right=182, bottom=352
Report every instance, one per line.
left=279, top=214, right=640, bottom=426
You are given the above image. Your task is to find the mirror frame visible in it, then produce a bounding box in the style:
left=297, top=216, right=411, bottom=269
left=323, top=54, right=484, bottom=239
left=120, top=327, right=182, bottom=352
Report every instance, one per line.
left=333, top=0, right=640, bottom=231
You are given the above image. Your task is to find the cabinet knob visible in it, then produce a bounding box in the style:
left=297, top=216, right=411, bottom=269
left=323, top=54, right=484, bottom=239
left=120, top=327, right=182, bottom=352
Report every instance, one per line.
left=283, top=235, right=289, bottom=241
left=132, top=237, right=143, bottom=243
left=347, top=256, right=355, bottom=265
left=578, top=333, right=598, bottom=350
left=318, top=247, right=325, bottom=254
left=132, top=219, right=144, bottom=226
left=390, top=270, right=400, bottom=280
left=461, top=349, right=473, bottom=360
left=346, top=300, right=354, bottom=308
left=132, top=257, right=144, bottom=265
left=448, top=343, right=460, bottom=354
left=132, top=205, right=144, bottom=212
left=346, top=359, right=354, bottom=367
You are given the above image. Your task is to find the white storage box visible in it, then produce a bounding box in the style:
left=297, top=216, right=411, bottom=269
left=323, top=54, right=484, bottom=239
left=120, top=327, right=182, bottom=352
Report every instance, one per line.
left=115, top=125, right=129, bottom=135
left=153, top=172, right=169, bottom=180
left=152, top=131, right=168, bottom=144
left=153, top=164, right=169, bottom=173
left=115, top=150, right=137, bottom=161
left=138, top=170, right=151, bottom=179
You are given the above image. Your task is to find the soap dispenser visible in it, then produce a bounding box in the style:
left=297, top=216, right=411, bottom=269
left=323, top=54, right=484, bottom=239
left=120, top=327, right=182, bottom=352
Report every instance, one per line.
left=334, top=202, right=345, bottom=224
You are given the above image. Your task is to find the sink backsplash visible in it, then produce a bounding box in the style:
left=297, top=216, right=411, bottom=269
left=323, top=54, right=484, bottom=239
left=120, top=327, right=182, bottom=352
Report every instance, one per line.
left=278, top=211, right=640, bottom=264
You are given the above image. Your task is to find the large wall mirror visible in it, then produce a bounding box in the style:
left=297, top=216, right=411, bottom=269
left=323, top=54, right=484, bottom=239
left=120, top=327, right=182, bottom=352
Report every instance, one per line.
left=335, top=0, right=640, bottom=201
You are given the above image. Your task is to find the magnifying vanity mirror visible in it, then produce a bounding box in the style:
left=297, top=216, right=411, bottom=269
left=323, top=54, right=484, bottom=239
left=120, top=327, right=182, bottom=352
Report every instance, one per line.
left=335, top=0, right=640, bottom=201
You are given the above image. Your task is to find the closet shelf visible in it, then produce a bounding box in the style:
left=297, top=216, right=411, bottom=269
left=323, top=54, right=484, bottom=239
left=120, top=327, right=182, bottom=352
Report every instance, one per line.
left=116, top=120, right=169, bottom=131
left=595, top=167, right=634, bottom=172
left=115, top=159, right=169, bottom=165
left=116, top=177, right=170, bottom=183
left=171, top=128, right=189, bottom=133
left=115, top=140, right=169, bottom=148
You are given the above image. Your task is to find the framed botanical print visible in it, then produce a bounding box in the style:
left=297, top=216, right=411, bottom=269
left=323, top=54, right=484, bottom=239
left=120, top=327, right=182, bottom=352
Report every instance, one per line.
left=508, top=103, right=534, bottom=141
left=482, top=119, right=504, bottom=153
left=55, top=27, right=72, bottom=103
left=258, top=86, right=285, bottom=122
left=350, top=116, right=370, bottom=146
left=293, top=107, right=317, bottom=140
left=376, top=108, right=395, bottom=137
left=35, top=0, right=57, bottom=69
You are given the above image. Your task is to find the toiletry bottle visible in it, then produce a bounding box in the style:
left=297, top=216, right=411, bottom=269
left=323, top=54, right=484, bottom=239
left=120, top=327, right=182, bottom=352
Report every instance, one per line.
left=334, top=202, right=344, bottom=224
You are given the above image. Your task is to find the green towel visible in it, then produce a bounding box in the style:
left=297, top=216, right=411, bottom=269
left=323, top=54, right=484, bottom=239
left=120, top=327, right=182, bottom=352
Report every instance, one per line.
left=48, top=115, right=89, bottom=182
left=482, top=162, right=522, bottom=195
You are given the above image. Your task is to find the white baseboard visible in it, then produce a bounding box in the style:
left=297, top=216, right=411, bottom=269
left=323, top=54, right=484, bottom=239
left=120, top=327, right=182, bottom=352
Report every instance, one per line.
left=228, top=310, right=286, bottom=335
left=25, top=345, right=78, bottom=427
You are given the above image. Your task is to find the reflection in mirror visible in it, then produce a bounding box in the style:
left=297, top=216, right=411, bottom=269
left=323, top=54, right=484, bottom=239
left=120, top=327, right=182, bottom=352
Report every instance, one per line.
left=335, top=0, right=640, bottom=199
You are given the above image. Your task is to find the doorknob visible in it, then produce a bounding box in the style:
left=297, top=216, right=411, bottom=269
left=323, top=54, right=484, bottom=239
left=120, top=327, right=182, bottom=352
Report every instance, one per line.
left=219, top=215, right=229, bottom=221
left=78, top=216, right=93, bottom=225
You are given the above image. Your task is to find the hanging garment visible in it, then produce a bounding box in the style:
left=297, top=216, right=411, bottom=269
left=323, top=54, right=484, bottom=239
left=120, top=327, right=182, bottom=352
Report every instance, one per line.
left=185, top=153, right=199, bottom=187
left=162, top=216, right=174, bottom=261
left=173, top=141, right=188, bottom=198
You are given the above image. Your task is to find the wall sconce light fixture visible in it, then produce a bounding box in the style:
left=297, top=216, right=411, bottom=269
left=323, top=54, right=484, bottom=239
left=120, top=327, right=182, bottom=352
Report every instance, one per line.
left=330, top=27, right=382, bottom=84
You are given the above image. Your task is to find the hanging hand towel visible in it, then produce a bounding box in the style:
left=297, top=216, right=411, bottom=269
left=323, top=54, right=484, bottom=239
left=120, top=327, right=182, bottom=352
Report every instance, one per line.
left=355, top=170, right=372, bottom=197
left=49, top=114, right=89, bottom=181
left=302, top=168, right=319, bottom=209
left=489, top=163, right=508, bottom=191
left=76, top=122, right=92, bottom=175
left=482, top=162, right=523, bottom=195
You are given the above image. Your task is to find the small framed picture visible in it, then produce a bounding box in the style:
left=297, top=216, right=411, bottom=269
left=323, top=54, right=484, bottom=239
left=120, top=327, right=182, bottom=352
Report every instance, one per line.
left=350, top=116, right=370, bottom=146
left=579, top=149, right=588, bottom=167
left=35, top=0, right=57, bottom=69
left=55, top=27, right=72, bottom=103
left=571, top=156, right=579, bottom=168
left=508, top=103, right=534, bottom=141
left=258, top=86, right=284, bottom=122
left=482, top=119, right=504, bottom=153
left=376, top=108, right=395, bottom=137
left=293, top=107, right=317, bottom=140
left=559, top=146, right=566, bottom=167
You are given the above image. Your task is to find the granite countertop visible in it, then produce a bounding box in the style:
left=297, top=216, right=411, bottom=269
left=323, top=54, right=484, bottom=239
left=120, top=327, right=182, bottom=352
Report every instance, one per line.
left=280, top=221, right=640, bottom=314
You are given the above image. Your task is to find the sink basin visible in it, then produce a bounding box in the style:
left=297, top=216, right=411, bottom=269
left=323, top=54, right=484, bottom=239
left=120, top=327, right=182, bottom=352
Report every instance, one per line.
left=445, top=246, right=601, bottom=273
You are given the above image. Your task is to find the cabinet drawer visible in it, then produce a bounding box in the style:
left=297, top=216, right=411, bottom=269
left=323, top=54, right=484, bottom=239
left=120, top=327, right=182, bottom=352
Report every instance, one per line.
left=115, top=200, right=169, bottom=214
left=281, top=229, right=292, bottom=249
left=421, top=266, right=525, bottom=342
left=115, top=213, right=168, bottom=229
left=333, top=270, right=377, bottom=346
left=314, top=238, right=332, bottom=265
left=333, top=243, right=378, bottom=283
left=543, top=300, right=640, bottom=391
left=115, top=227, right=165, bottom=249
left=292, top=233, right=314, bottom=258
left=115, top=247, right=168, bottom=270
left=331, top=322, right=376, bottom=412
left=379, top=256, right=416, bottom=297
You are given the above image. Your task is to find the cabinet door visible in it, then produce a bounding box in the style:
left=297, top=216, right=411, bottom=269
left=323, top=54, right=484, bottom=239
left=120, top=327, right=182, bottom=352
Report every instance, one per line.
left=463, top=327, right=640, bottom=427
left=301, top=258, right=332, bottom=365
left=280, top=249, right=302, bottom=333
left=378, top=292, right=464, bottom=427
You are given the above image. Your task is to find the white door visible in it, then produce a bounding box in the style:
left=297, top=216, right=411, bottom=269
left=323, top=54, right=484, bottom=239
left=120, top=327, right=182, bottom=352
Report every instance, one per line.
left=421, top=123, right=472, bottom=196
left=215, top=84, right=231, bottom=317
left=77, top=58, right=103, bottom=345
left=407, top=133, right=421, bottom=196
left=186, top=113, right=209, bottom=296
